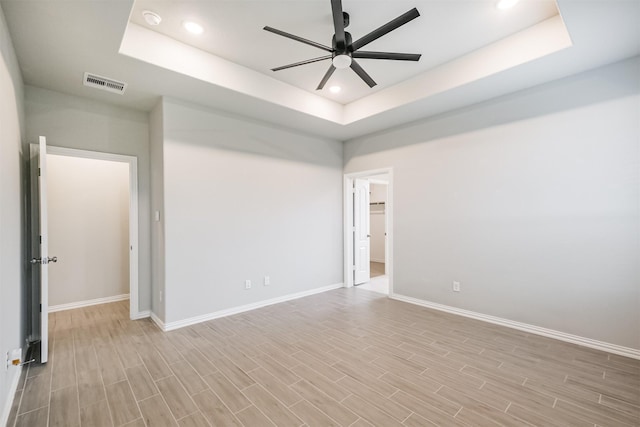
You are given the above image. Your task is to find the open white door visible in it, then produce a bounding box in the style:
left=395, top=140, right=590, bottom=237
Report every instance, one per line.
left=354, top=178, right=370, bottom=285
left=29, top=136, right=52, bottom=363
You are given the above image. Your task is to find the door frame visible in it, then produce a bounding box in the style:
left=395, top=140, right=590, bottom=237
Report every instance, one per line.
left=46, top=146, right=140, bottom=320
left=344, top=167, right=393, bottom=294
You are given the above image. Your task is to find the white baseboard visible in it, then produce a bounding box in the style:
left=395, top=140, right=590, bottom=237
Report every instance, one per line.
left=49, top=294, right=129, bottom=313
left=1, top=365, right=23, bottom=427
left=149, top=311, right=165, bottom=330
left=391, top=293, right=640, bottom=360
left=155, top=283, right=344, bottom=332
left=131, top=310, right=150, bottom=320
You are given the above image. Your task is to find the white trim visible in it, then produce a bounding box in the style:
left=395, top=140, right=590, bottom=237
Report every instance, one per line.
left=46, top=146, right=141, bottom=320
left=49, top=294, right=130, bottom=313
left=155, top=283, right=344, bottom=332
left=39, top=137, right=49, bottom=363
left=128, top=159, right=139, bottom=321
left=1, top=366, right=22, bottom=427
left=368, top=178, right=389, bottom=185
left=131, top=310, right=151, bottom=320
left=150, top=312, right=165, bottom=330
left=391, top=293, right=640, bottom=360
left=344, top=168, right=393, bottom=296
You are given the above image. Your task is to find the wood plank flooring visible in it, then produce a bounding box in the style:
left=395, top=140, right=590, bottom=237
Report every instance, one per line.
left=370, top=262, right=385, bottom=278
left=7, top=288, right=640, bottom=426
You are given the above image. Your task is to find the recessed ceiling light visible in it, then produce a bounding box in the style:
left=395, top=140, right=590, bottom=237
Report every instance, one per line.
left=496, top=0, right=520, bottom=10
left=142, top=10, right=162, bottom=26
left=329, top=86, right=341, bottom=94
left=183, top=21, right=204, bottom=35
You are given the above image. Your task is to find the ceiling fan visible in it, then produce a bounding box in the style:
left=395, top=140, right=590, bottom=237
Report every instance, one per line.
left=264, top=0, right=421, bottom=90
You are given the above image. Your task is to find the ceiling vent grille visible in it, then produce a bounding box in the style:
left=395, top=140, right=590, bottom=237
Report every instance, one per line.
left=83, top=72, right=127, bottom=95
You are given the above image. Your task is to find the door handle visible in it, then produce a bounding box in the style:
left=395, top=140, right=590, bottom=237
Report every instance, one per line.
left=30, top=256, right=58, bottom=265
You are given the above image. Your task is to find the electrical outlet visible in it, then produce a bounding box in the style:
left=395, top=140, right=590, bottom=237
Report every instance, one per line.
left=245, top=280, right=252, bottom=290
left=264, top=276, right=270, bottom=286
left=453, top=281, right=461, bottom=292
left=6, top=348, right=21, bottom=370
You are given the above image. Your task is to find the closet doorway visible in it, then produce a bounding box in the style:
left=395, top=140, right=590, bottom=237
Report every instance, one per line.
left=344, top=168, right=392, bottom=295
left=45, top=146, right=139, bottom=318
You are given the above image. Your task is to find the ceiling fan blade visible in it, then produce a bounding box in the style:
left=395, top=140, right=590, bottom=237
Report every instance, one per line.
left=350, top=59, right=377, bottom=88
left=331, top=0, right=346, bottom=49
left=350, top=8, right=420, bottom=52
left=316, top=65, right=336, bottom=90
left=272, top=55, right=332, bottom=72
left=352, top=51, right=421, bottom=61
left=264, top=26, right=333, bottom=52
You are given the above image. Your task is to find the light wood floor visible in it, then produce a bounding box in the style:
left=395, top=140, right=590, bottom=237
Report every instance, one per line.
left=7, top=288, right=639, bottom=427
left=370, top=262, right=385, bottom=278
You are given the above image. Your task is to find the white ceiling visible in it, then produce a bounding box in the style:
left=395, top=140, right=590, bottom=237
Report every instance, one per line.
left=129, top=0, right=558, bottom=104
left=1, top=0, right=639, bottom=140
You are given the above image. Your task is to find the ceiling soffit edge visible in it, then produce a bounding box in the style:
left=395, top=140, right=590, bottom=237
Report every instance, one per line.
left=119, top=11, right=570, bottom=126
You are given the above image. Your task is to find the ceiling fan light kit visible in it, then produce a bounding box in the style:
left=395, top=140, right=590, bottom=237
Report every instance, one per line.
left=264, top=0, right=421, bottom=90
left=332, top=54, right=352, bottom=69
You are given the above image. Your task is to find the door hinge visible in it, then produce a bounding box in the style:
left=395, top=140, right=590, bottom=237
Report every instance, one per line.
left=352, top=265, right=357, bottom=271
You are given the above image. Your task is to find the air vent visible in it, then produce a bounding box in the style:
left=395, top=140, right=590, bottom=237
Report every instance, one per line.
left=83, top=72, right=127, bottom=95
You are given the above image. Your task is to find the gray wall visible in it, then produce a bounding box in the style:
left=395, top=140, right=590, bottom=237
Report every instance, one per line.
left=344, top=57, right=640, bottom=349
left=161, top=99, right=343, bottom=324
left=0, top=2, right=25, bottom=420
left=24, top=86, right=152, bottom=313
left=149, top=102, right=165, bottom=320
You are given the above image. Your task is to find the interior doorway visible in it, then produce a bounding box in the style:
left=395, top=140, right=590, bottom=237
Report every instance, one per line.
left=27, top=140, right=139, bottom=365
left=45, top=146, right=139, bottom=319
left=344, top=168, right=392, bottom=295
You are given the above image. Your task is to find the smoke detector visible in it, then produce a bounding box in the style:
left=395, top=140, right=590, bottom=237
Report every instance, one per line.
left=83, top=72, right=127, bottom=95
left=142, top=10, right=162, bottom=26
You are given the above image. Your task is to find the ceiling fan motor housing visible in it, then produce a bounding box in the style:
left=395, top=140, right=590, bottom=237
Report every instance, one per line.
left=332, top=32, right=353, bottom=56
